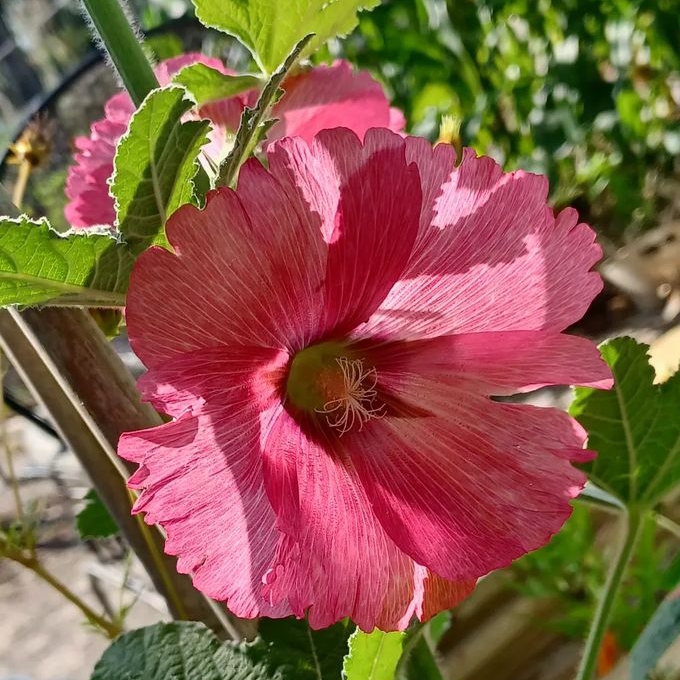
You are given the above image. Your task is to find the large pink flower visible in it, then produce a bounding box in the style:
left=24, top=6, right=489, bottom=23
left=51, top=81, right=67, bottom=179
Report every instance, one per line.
left=65, top=57, right=403, bottom=228
left=119, top=128, right=612, bottom=631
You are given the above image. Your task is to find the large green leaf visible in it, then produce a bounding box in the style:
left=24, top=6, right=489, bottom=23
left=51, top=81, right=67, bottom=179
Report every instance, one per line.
left=570, top=337, right=680, bottom=507
left=111, top=85, right=210, bottom=253
left=91, top=619, right=353, bottom=680
left=76, top=490, right=119, bottom=540
left=0, top=216, right=131, bottom=308
left=173, top=63, right=261, bottom=105
left=630, top=590, right=680, bottom=680
left=192, top=0, right=381, bottom=74
left=90, top=622, right=256, bottom=680
left=343, top=629, right=404, bottom=680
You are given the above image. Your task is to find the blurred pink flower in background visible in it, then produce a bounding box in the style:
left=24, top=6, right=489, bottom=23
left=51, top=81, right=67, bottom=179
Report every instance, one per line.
left=64, top=54, right=403, bottom=228
left=64, top=54, right=223, bottom=228
left=119, top=127, right=612, bottom=631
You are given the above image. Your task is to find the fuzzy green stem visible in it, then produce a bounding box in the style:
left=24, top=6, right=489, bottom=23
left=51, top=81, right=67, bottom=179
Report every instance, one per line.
left=216, top=34, right=312, bottom=188
left=80, top=0, right=158, bottom=107
left=11, top=552, right=122, bottom=639
left=575, top=509, right=644, bottom=680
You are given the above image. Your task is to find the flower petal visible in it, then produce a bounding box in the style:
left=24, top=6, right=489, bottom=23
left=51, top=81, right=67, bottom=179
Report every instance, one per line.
left=154, top=53, right=227, bottom=86
left=260, top=408, right=474, bottom=630
left=361, top=139, right=603, bottom=339
left=128, top=130, right=424, bottom=365
left=359, top=330, right=612, bottom=394
left=118, top=345, right=289, bottom=618
left=268, top=128, right=422, bottom=337
left=267, top=61, right=405, bottom=144
left=64, top=93, right=133, bottom=228
left=126, top=171, right=328, bottom=365
left=347, top=376, right=588, bottom=580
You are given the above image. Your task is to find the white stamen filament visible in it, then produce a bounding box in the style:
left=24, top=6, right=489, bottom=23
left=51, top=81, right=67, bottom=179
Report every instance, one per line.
left=316, top=357, right=385, bottom=435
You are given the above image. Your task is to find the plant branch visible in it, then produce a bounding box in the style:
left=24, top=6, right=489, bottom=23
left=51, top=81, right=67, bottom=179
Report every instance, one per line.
left=80, top=0, right=158, bottom=107
left=128, top=489, right=187, bottom=621
left=10, top=550, right=121, bottom=638
left=0, top=352, right=25, bottom=530
left=216, top=34, right=312, bottom=188
left=575, top=508, right=644, bottom=680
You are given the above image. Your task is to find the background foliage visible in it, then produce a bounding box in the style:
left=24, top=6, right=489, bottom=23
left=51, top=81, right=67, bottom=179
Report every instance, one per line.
left=336, top=0, right=680, bottom=240
left=3, top=0, right=680, bottom=240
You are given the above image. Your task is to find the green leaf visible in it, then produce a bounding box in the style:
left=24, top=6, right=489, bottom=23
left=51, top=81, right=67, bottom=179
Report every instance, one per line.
left=112, top=85, right=210, bottom=254
left=173, top=63, right=261, bottom=105
left=570, top=337, right=680, bottom=508
left=396, top=630, right=444, bottom=680
left=343, top=629, right=404, bottom=680
left=256, top=617, right=353, bottom=679
left=91, top=622, right=255, bottom=680
left=76, top=490, right=119, bottom=540
left=630, top=590, right=680, bottom=680
left=0, top=216, right=131, bottom=308
left=90, top=619, right=353, bottom=680
left=577, top=481, right=626, bottom=511
left=192, top=0, right=381, bottom=74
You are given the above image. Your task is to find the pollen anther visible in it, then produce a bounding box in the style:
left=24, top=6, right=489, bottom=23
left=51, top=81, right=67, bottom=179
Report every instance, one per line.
left=316, top=357, right=385, bottom=434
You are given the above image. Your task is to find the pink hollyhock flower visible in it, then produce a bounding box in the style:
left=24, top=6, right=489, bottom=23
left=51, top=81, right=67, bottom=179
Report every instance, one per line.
left=65, top=57, right=403, bottom=228
left=119, top=127, right=612, bottom=631
left=64, top=91, right=136, bottom=228
left=266, top=61, right=405, bottom=144
left=64, top=53, right=226, bottom=228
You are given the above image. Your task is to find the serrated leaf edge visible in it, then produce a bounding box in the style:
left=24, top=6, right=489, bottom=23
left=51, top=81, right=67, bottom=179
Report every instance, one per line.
left=111, top=85, right=211, bottom=246
left=0, top=216, right=128, bottom=307
left=171, top=63, right=262, bottom=106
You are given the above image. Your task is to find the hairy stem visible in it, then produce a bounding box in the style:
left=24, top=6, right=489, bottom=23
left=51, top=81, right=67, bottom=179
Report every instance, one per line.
left=576, top=508, right=644, bottom=680
left=80, top=0, right=158, bottom=107
left=216, top=34, right=312, bottom=188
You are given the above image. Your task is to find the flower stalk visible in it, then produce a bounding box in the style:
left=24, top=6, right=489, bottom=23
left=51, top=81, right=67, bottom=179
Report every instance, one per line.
left=79, top=0, right=158, bottom=107
left=1, top=353, right=25, bottom=529
left=575, top=508, right=644, bottom=680
left=216, top=34, right=312, bottom=188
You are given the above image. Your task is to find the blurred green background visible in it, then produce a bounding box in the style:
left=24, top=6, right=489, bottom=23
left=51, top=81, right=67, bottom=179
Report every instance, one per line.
left=336, top=0, right=680, bottom=240
left=2, top=0, right=679, bottom=239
